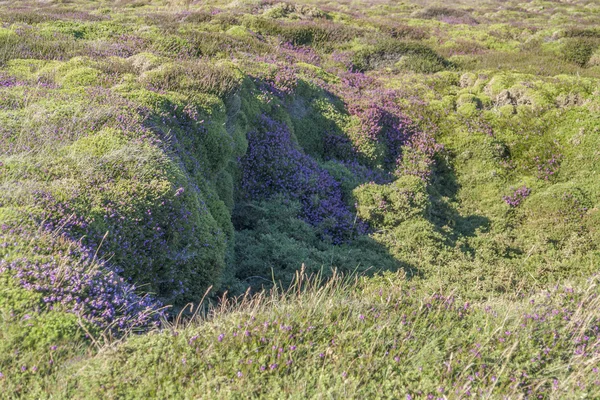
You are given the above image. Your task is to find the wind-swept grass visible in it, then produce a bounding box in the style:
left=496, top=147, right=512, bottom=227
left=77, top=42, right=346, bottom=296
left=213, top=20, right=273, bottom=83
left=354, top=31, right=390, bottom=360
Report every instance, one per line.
left=9, top=269, right=596, bottom=399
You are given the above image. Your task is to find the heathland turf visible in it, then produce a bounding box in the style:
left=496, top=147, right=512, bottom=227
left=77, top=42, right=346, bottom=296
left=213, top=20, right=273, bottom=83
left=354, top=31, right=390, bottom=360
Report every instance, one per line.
left=0, top=0, right=599, bottom=398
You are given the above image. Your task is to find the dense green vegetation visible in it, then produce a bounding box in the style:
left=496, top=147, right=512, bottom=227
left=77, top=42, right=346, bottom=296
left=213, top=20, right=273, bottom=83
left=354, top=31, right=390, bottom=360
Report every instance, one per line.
left=1, top=0, right=599, bottom=398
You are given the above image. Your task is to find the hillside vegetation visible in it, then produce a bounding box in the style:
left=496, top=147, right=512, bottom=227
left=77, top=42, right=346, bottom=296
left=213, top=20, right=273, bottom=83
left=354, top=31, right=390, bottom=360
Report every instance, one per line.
left=1, top=0, right=599, bottom=398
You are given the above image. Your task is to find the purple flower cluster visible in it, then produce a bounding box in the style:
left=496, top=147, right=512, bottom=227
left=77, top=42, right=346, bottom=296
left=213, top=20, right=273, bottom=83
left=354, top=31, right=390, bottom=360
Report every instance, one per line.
left=331, top=71, right=434, bottom=170
left=240, top=114, right=366, bottom=242
left=86, top=34, right=149, bottom=58
left=254, top=63, right=299, bottom=98
left=348, top=92, right=414, bottom=167
left=0, top=73, right=22, bottom=88
left=279, top=42, right=321, bottom=65
left=535, top=153, right=562, bottom=181
left=396, top=131, right=443, bottom=181
left=0, top=230, right=162, bottom=335
left=503, top=185, right=531, bottom=207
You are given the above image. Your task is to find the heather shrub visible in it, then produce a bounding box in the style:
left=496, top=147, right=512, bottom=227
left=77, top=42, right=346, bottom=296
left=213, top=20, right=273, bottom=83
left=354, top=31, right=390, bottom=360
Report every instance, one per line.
left=0, top=27, right=84, bottom=64
left=0, top=227, right=162, bottom=336
left=0, top=80, right=233, bottom=305
left=412, top=6, right=478, bottom=25
left=0, top=275, right=87, bottom=395
left=263, top=3, right=328, bottom=20
left=181, top=31, right=268, bottom=58
left=245, top=17, right=357, bottom=46
left=239, top=114, right=364, bottom=242
left=288, top=84, right=349, bottom=159
left=0, top=226, right=161, bottom=394
left=351, top=41, right=450, bottom=73
left=379, top=24, right=429, bottom=41
left=354, top=176, right=428, bottom=230
left=232, top=196, right=400, bottom=289
left=561, top=38, right=598, bottom=67
left=140, top=60, right=242, bottom=97
left=326, top=72, right=419, bottom=169
left=502, top=185, right=531, bottom=207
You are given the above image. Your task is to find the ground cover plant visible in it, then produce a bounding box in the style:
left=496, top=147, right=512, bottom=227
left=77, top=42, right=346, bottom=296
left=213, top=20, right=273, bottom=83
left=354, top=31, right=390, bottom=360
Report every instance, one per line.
left=0, top=0, right=599, bottom=398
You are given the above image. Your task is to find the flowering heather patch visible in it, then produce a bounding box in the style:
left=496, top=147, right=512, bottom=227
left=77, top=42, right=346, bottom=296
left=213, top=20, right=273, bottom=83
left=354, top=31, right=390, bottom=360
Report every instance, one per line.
left=535, top=153, right=562, bottom=181
left=0, top=73, right=22, bottom=88
left=396, top=131, right=443, bottom=181
left=86, top=34, right=150, bottom=58
left=0, top=228, right=162, bottom=335
left=503, top=185, right=531, bottom=207
left=251, top=62, right=299, bottom=99
left=240, top=114, right=366, bottom=242
left=319, top=70, right=441, bottom=175
left=320, top=74, right=410, bottom=166
left=279, top=42, right=321, bottom=65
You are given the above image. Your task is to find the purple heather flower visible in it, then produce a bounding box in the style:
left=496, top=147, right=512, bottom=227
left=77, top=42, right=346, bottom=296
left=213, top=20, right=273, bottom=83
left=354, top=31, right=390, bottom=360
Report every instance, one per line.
left=240, top=114, right=368, bottom=242
left=503, top=186, right=531, bottom=207
left=0, top=232, right=162, bottom=336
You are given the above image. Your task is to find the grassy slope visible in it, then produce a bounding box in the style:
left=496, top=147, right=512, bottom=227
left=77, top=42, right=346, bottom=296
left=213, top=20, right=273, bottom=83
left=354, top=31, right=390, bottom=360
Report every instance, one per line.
left=0, top=0, right=599, bottom=398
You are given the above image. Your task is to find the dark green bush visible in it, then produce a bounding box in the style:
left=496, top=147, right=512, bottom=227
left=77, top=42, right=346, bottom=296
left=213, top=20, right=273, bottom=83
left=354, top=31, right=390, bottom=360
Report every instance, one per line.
left=561, top=38, right=597, bottom=67
left=232, top=198, right=400, bottom=289
left=563, top=27, right=600, bottom=39
left=351, top=40, right=450, bottom=73
left=354, top=176, right=428, bottom=230
left=412, top=6, right=478, bottom=25
left=379, top=24, right=429, bottom=41
left=245, top=17, right=357, bottom=46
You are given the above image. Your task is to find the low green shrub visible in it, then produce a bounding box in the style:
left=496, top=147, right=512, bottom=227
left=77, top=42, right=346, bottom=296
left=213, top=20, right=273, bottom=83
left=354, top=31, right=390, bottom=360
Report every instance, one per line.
left=140, top=60, right=242, bottom=97
left=352, top=40, right=450, bottom=73
left=245, top=17, right=358, bottom=46
left=561, top=38, right=598, bottom=67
